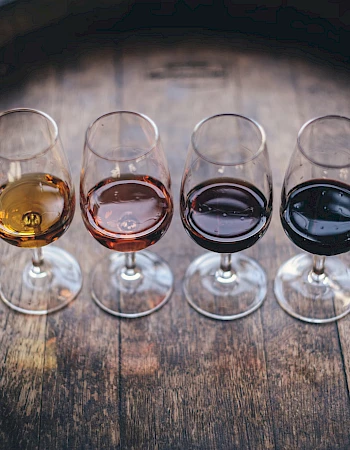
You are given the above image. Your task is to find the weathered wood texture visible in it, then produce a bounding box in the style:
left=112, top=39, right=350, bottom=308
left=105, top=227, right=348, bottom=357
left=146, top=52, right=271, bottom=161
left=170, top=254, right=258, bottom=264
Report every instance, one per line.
left=0, top=28, right=350, bottom=450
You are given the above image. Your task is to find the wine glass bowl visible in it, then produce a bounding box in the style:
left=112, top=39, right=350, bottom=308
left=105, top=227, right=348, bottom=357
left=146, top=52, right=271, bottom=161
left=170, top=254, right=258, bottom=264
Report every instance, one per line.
left=275, top=115, right=350, bottom=323
left=180, top=114, right=273, bottom=320
left=80, top=111, right=174, bottom=318
left=0, top=108, right=82, bottom=314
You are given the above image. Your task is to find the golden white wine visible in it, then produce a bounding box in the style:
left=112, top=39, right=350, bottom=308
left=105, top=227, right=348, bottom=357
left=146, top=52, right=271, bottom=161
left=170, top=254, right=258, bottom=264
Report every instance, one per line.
left=0, top=173, right=74, bottom=248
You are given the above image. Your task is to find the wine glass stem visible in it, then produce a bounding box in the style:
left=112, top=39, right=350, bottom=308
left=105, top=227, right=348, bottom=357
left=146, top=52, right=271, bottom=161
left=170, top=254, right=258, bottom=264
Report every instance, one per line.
left=122, top=252, right=141, bottom=281
left=309, top=255, right=326, bottom=283
left=32, top=247, right=43, bottom=266
left=125, top=252, right=136, bottom=271
left=220, top=253, right=232, bottom=272
left=216, top=253, right=237, bottom=283
left=31, top=247, right=45, bottom=277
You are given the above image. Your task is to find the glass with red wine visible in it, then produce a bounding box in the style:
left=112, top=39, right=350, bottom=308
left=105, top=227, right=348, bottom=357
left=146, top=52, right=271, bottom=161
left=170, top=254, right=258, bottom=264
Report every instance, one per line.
left=180, top=114, right=273, bottom=320
left=0, top=108, right=82, bottom=314
left=80, top=111, right=174, bottom=318
left=275, top=115, right=350, bottom=323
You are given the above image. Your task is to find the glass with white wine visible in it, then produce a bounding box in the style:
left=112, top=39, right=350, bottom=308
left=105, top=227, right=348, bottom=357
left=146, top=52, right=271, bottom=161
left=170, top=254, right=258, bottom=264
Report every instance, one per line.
left=0, top=108, right=82, bottom=314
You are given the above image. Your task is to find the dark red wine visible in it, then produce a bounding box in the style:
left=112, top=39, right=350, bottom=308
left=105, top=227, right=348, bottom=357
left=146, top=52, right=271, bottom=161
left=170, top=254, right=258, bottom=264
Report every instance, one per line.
left=281, top=179, right=350, bottom=256
left=181, top=177, right=271, bottom=253
left=81, top=175, right=173, bottom=252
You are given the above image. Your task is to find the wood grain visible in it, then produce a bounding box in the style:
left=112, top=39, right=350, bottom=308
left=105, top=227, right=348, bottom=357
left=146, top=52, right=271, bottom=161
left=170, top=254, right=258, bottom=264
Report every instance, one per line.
left=236, top=47, right=350, bottom=449
left=115, top=35, right=275, bottom=450
left=38, top=45, right=123, bottom=450
left=291, top=57, right=350, bottom=410
left=0, top=29, right=349, bottom=450
left=0, top=64, right=59, bottom=450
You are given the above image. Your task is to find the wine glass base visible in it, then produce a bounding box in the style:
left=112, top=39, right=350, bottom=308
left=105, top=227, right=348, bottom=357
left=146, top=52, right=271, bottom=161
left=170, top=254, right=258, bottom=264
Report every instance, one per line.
left=0, top=247, right=82, bottom=315
left=91, top=250, right=174, bottom=318
left=274, top=253, right=350, bottom=323
left=183, top=252, right=267, bottom=320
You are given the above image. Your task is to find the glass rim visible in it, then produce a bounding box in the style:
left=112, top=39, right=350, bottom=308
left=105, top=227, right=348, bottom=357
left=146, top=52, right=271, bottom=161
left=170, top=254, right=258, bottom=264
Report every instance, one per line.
left=297, top=114, right=350, bottom=169
left=0, top=108, right=59, bottom=162
left=85, top=110, right=160, bottom=162
left=191, top=113, right=267, bottom=166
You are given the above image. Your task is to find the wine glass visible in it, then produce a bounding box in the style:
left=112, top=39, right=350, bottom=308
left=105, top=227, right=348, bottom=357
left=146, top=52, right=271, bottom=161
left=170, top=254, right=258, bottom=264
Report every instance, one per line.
left=80, top=111, right=174, bottom=318
left=275, top=115, right=350, bottom=323
left=0, top=108, right=82, bottom=314
left=180, top=114, right=273, bottom=320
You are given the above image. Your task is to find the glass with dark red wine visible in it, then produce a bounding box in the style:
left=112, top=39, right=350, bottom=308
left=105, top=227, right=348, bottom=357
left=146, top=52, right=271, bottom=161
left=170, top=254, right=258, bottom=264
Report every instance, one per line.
left=275, top=115, right=350, bottom=323
left=180, top=114, right=273, bottom=320
left=80, top=111, right=174, bottom=318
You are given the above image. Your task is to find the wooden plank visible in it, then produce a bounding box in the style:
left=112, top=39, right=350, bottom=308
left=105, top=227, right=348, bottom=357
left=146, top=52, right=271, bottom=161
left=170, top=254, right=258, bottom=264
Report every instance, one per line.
left=33, top=44, right=122, bottom=449
left=292, top=53, right=350, bottom=414
left=117, top=33, right=275, bottom=449
left=236, top=45, right=350, bottom=448
left=0, top=64, right=58, bottom=450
